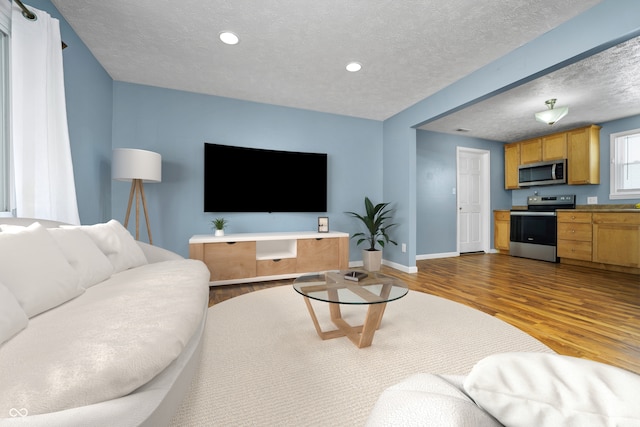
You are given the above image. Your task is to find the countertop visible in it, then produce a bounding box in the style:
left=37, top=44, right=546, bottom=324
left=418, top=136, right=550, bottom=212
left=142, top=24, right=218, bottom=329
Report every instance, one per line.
left=497, top=204, right=640, bottom=213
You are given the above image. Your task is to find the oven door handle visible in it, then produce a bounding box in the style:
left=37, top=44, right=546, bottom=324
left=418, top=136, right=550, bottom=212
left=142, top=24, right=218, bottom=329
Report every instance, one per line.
left=552, top=163, right=557, bottom=180
left=510, top=211, right=557, bottom=216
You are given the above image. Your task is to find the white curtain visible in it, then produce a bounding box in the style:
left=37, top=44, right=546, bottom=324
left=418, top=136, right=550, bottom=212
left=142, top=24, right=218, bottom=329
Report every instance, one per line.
left=10, top=3, right=80, bottom=224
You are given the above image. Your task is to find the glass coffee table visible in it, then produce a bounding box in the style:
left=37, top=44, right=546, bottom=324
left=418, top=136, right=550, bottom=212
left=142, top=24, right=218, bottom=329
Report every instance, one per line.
left=293, top=270, right=409, bottom=348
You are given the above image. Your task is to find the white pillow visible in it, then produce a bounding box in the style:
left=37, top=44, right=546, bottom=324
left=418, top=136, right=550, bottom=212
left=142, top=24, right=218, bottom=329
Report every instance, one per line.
left=48, top=227, right=114, bottom=288
left=464, top=352, right=640, bottom=427
left=64, top=220, right=147, bottom=273
left=0, top=281, right=28, bottom=345
left=367, top=373, right=502, bottom=427
left=0, top=222, right=83, bottom=317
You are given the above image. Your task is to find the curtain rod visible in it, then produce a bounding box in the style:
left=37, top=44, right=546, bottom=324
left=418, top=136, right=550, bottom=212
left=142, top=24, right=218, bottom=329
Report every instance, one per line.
left=14, top=0, right=36, bottom=20
left=12, top=1, right=68, bottom=49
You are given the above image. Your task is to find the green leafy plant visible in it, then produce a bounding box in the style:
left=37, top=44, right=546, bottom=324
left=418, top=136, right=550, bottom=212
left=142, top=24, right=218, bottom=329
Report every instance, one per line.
left=211, top=217, right=228, bottom=231
left=345, top=197, right=397, bottom=251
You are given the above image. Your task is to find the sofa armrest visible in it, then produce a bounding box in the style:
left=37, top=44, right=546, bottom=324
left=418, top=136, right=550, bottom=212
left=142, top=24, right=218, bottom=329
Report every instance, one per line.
left=137, top=241, right=184, bottom=263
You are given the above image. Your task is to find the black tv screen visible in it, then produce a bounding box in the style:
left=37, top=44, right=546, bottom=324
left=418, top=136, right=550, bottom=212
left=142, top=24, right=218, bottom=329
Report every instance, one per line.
left=204, top=143, right=327, bottom=213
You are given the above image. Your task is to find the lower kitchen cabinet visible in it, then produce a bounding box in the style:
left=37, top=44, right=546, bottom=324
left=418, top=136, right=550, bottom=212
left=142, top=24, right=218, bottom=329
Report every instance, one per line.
left=493, top=210, right=510, bottom=252
left=592, top=213, right=640, bottom=269
left=557, top=212, right=592, bottom=262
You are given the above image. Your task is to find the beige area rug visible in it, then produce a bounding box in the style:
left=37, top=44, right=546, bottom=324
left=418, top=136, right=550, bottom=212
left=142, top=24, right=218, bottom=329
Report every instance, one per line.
left=169, top=286, right=554, bottom=426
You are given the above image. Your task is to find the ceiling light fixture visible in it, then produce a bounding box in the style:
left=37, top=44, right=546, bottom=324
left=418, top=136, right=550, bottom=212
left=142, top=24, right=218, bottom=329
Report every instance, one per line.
left=219, top=32, right=239, bottom=45
left=534, top=98, right=568, bottom=125
left=346, top=62, right=362, bottom=72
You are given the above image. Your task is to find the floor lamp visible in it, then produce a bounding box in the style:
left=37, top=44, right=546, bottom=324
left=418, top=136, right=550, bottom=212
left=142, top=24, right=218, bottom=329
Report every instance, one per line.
left=112, top=148, right=162, bottom=244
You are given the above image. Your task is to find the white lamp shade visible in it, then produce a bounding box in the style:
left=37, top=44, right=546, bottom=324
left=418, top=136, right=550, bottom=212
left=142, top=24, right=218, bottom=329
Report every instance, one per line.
left=535, top=106, right=569, bottom=125
left=112, top=148, right=162, bottom=182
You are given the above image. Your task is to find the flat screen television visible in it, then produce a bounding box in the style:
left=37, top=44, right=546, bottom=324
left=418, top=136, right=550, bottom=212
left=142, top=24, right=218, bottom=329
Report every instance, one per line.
left=204, top=143, right=327, bottom=213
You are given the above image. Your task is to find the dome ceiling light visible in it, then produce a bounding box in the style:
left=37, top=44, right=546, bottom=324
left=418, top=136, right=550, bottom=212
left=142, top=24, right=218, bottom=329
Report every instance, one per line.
left=535, top=98, right=569, bottom=125
left=346, top=62, right=362, bottom=72
left=219, top=32, right=239, bottom=45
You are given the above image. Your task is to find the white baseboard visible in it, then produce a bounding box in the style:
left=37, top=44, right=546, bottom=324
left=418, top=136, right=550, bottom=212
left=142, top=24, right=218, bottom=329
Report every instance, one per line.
left=416, top=251, right=459, bottom=260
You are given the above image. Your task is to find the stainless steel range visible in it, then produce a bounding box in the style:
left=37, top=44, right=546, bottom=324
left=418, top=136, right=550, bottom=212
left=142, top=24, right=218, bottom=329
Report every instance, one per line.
left=510, top=194, right=576, bottom=262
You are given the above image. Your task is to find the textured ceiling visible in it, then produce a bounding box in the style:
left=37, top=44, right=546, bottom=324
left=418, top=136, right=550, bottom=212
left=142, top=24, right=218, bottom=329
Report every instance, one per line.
left=418, top=35, right=640, bottom=142
left=50, top=0, right=603, bottom=127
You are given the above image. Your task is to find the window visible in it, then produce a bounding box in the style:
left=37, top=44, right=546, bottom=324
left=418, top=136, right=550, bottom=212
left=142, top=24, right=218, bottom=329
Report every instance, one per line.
left=0, top=3, right=9, bottom=214
left=610, top=128, right=640, bottom=199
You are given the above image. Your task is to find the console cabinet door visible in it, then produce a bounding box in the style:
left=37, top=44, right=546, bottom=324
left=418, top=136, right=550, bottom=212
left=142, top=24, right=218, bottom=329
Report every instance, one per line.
left=297, top=238, right=342, bottom=273
left=203, top=241, right=256, bottom=281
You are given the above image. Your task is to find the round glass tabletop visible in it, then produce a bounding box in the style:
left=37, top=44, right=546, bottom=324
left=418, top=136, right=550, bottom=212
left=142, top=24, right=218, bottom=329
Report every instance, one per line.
left=293, top=270, right=409, bottom=305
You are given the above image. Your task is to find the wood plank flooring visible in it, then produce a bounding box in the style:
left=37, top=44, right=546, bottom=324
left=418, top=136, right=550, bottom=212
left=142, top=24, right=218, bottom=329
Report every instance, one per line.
left=208, top=253, right=640, bottom=374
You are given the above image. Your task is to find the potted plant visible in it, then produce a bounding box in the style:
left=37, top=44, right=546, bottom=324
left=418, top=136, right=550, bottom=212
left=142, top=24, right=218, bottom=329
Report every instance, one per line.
left=211, top=217, right=228, bottom=237
left=345, top=197, right=397, bottom=271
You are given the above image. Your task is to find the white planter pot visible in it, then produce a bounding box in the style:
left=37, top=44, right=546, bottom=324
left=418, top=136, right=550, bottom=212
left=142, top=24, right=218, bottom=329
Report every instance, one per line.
left=362, top=249, right=382, bottom=271
left=214, top=229, right=224, bottom=237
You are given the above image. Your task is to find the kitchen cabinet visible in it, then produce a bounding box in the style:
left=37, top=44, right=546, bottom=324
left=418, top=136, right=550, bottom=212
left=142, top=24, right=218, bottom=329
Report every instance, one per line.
left=567, top=125, right=601, bottom=185
left=542, top=133, right=567, bottom=160
left=519, top=138, right=542, bottom=164
left=504, top=143, right=520, bottom=189
left=557, top=212, right=592, bottom=261
left=592, top=213, right=640, bottom=268
left=493, top=210, right=511, bottom=252
left=503, top=124, right=599, bottom=189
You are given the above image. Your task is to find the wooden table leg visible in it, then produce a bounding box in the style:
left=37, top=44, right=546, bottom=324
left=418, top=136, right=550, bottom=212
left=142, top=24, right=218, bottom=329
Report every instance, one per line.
left=301, top=296, right=389, bottom=348
left=357, top=303, right=387, bottom=348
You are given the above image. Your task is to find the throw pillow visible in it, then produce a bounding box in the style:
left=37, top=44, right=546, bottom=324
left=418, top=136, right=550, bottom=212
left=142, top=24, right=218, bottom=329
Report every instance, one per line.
left=48, top=227, right=114, bottom=288
left=0, top=222, right=83, bottom=317
left=464, top=352, right=640, bottom=427
left=367, top=373, right=502, bottom=427
left=64, top=219, right=147, bottom=273
left=0, top=281, right=28, bottom=345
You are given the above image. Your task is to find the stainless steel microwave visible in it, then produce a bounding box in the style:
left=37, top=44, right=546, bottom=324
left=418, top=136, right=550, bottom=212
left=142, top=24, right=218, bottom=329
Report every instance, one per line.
left=518, top=159, right=567, bottom=187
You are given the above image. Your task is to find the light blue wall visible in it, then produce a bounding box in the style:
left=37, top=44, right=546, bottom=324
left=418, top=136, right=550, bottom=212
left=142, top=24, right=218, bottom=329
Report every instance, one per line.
left=416, top=131, right=511, bottom=256
left=381, top=0, right=640, bottom=270
left=511, top=116, right=640, bottom=206
left=29, top=0, right=640, bottom=268
left=112, top=83, right=383, bottom=257
left=29, top=0, right=113, bottom=225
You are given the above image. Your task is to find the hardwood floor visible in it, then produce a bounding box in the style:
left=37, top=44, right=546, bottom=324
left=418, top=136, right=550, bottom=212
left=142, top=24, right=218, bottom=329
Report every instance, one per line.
left=208, top=253, right=640, bottom=374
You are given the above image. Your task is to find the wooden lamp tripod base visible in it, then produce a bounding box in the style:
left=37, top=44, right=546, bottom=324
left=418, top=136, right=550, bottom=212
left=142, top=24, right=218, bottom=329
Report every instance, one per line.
left=123, top=178, right=153, bottom=245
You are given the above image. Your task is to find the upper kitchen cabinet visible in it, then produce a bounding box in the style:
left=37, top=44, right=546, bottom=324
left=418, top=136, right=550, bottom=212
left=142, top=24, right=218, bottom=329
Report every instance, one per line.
left=542, top=132, right=568, bottom=160
left=567, top=125, right=601, bottom=185
left=518, top=132, right=568, bottom=165
left=504, top=142, right=520, bottom=189
left=519, top=138, right=542, bottom=164
left=503, top=124, right=600, bottom=189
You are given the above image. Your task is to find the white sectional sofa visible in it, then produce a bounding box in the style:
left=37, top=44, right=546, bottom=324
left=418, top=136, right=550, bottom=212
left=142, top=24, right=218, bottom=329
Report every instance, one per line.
left=366, top=352, right=640, bottom=427
left=0, top=218, right=210, bottom=426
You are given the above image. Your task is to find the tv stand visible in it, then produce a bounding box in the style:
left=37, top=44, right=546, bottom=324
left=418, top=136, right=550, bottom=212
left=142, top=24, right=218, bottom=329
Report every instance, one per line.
left=189, top=231, right=350, bottom=286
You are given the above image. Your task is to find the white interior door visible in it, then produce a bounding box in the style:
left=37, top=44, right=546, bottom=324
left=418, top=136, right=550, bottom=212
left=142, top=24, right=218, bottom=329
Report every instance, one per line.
left=457, top=148, right=490, bottom=253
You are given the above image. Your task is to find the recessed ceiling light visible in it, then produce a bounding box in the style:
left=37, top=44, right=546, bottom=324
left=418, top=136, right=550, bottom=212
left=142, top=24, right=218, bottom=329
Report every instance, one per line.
left=219, top=32, right=239, bottom=45
left=346, top=62, right=362, bottom=72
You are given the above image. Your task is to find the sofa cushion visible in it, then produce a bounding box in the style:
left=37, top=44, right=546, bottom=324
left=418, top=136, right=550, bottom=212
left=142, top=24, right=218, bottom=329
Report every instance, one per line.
left=64, top=219, right=147, bottom=273
left=0, top=282, right=28, bottom=345
left=0, top=222, right=83, bottom=317
left=48, top=227, right=114, bottom=289
left=0, top=259, right=210, bottom=416
left=366, top=373, right=502, bottom=427
left=464, top=352, right=640, bottom=427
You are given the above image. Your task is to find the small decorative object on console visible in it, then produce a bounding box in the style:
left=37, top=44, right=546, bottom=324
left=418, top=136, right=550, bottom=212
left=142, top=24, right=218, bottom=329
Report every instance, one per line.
left=344, top=270, right=368, bottom=282
left=318, top=216, right=329, bottom=233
